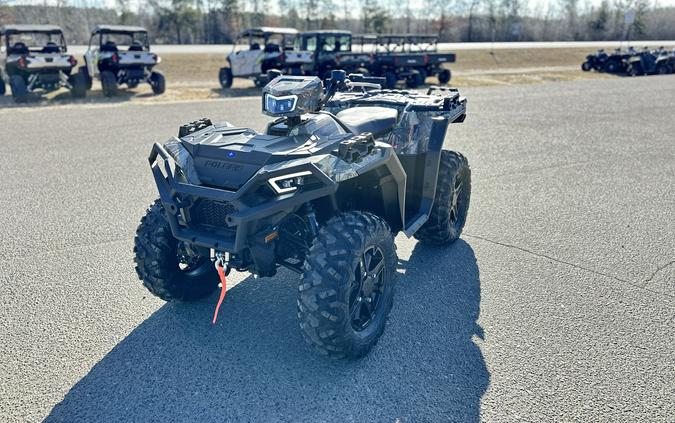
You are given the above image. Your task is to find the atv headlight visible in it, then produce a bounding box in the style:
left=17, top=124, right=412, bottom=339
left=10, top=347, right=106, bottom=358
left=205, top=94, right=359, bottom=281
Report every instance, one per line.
left=264, top=94, right=297, bottom=115
left=268, top=171, right=313, bottom=194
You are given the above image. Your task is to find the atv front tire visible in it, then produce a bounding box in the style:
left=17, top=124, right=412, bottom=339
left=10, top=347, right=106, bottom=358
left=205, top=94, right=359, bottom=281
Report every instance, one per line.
left=384, top=70, right=397, bottom=89
left=150, top=71, right=166, bottom=95
left=298, top=211, right=397, bottom=359
left=134, top=200, right=219, bottom=302
left=101, top=71, right=118, bottom=97
left=581, top=61, right=592, bottom=72
left=10, top=75, right=28, bottom=102
left=438, top=68, right=452, bottom=84
left=69, top=72, right=87, bottom=98
left=219, top=67, right=233, bottom=88
left=414, top=150, right=471, bottom=246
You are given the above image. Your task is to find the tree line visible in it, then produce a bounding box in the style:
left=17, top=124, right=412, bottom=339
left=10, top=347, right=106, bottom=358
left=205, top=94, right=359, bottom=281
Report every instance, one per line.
left=1, top=0, right=674, bottom=44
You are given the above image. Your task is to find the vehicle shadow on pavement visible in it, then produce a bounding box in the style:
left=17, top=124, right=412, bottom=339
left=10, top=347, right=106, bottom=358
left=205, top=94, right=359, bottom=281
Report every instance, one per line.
left=45, top=239, right=488, bottom=422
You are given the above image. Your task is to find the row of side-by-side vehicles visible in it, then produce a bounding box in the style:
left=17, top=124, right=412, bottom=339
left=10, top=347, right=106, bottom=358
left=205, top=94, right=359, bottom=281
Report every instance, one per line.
left=218, top=28, right=455, bottom=90
left=1, top=24, right=453, bottom=103
left=0, top=24, right=164, bottom=102
left=581, top=46, right=675, bottom=76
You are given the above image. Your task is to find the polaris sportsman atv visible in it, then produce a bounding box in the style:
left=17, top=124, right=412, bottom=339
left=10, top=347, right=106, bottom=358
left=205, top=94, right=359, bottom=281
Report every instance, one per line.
left=134, top=70, right=471, bottom=359
left=80, top=25, right=165, bottom=97
left=0, top=24, right=87, bottom=102
left=218, top=27, right=298, bottom=89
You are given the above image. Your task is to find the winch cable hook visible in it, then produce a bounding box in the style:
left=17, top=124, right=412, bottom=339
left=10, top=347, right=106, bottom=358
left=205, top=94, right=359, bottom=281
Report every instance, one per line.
left=212, top=257, right=228, bottom=325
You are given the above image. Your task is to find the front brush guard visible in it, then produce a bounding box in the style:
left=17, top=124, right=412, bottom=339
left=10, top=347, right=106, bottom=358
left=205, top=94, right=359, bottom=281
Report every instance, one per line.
left=149, top=143, right=336, bottom=252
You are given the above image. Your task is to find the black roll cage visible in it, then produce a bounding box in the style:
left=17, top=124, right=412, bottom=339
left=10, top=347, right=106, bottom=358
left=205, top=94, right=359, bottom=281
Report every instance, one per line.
left=2, top=30, right=67, bottom=53
left=89, top=30, right=150, bottom=50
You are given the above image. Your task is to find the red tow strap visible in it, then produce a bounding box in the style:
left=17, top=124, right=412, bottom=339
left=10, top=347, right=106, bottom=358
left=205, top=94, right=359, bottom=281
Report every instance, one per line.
left=212, top=261, right=227, bottom=325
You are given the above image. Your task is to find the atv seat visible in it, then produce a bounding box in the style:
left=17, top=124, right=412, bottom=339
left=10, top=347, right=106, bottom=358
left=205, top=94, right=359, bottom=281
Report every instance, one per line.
left=336, top=107, right=398, bottom=138
left=101, top=41, right=118, bottom=52
left=41, top=42, right=60, bottom=54
left=9, top=42, right=29, bottom=55
left=128, top=42, right=144, bottom=51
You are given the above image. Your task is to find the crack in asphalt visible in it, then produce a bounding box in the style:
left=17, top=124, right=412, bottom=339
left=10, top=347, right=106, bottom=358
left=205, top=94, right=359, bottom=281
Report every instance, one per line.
left=643, top=260, right=675, bottom=283
left=463, top=233, right=674, bottom=298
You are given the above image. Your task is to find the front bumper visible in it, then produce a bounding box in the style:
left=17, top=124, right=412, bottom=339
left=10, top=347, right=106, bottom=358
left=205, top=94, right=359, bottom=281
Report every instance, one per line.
left=149, top=142, right=337, bottom=252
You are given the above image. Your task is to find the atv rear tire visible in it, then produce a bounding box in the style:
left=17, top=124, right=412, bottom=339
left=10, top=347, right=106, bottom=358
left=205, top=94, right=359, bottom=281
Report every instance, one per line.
left=406, top=70, right=423, bottom=89
left=438, top=68, right=452, bottom=84
left=9, top=75, right=28, bottom=103
left=604, top=61, right=619, bottom=73
left=298, top=211, right=397, bottom=359
left=150, top=71, right=166, bottom=95
left=414, top=150, right=471, bottom=246
left=134, top=200, right=219, bottom=302
left=0, top=79, right=5, bottom=96
left=101, top=71, right=118, bottom=97
left=581, top=61, right=592, bottom=72
left=219, top=67, right=233, bottom=88
left=69, top=73, right=87, bottom=98
left=656, top=63, right=670, bottom=75
left=79, top=66, right=92, bottom=90
left=384, top=71, right=397, bottom=89
left=629, top=63, right=644, bottom=77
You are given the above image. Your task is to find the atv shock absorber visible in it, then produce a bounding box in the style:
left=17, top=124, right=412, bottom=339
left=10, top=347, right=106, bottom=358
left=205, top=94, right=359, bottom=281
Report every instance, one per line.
left=303, top=203, right=319, bottom=237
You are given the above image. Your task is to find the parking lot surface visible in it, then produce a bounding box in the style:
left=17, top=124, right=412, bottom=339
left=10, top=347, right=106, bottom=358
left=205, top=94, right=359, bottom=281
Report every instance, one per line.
left=1, top=76, right=673, bottom=422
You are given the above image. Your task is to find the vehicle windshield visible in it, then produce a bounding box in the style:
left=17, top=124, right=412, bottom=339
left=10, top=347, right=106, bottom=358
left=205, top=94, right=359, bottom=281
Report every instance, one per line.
left=7, top=32, right=66, bottom=53
left=99, top=32, right=149, bottom=51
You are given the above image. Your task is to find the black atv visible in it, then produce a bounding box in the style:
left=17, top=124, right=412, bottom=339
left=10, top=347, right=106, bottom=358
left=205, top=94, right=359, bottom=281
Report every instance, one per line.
left=0, top=24, right=87, bottom=102
left=602, top=48, right=633, bottom=74
left=581, top=49, right=608, bottom=72
left=134, top=70, right=471, bottom=359
left=80, top=25, right=165, bottom=97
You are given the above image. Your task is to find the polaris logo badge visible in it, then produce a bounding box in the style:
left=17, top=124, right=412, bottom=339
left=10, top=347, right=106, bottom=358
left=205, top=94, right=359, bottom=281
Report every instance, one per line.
left=227, top=151, right=236, bottom=158
left=203, top=160, right=243, bottom=171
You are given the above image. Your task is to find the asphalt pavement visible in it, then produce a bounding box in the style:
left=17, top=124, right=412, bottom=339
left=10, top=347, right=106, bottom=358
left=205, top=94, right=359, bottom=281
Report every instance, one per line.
left=0, top=76, right=673, bottom=422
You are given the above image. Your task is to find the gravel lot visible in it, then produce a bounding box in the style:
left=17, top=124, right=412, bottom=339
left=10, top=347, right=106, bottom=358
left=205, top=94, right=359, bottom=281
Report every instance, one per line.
left=0, top=76, right=673, bottom=422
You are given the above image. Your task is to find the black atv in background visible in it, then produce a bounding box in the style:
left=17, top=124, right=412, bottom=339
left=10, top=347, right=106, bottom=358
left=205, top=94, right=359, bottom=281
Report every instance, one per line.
left=581, top=49, right=609, bottom=72
left=79, top=25, right=165, bottom=97
left=284, top=31, right=455, bottom=89
left=360, top=34, right=455, bottom=88
left=0, top=24, right=87, bottom=102
left=134, top=70, right=471, bottom=359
